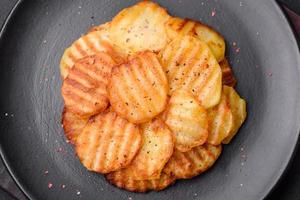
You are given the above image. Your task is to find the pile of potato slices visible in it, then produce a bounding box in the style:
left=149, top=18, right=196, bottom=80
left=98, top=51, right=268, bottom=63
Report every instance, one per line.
left=60, top=1, right=247, bottom=192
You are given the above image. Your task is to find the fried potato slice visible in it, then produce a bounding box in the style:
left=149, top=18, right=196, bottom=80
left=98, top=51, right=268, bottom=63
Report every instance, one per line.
left=219, top=58, right=237, bottom=87
left=75, top=112, right=142, bottom=173
left=159, top=35, right=222, bottom=108
left=222, top=86, right=247, bottom=144
left=60, top=28, right=125, bottom=78
left=164, top=90, right=208, bottom=152
left=88, top=22, right=111, bottom=33
left=163, top=144, right=222, bottom=179
left=207, top=91, right=234, bottom=145
left=166, top=17, right=225, bottom=62
left=109, top=1, right=170, bottom=54
left=61, top=54, right=116, bottom=117
left=61, top=107, right=88, bottom=143
left=114, top=119, right=174, bottom=180
left=108, top=51, right=168, bottom=123
left=106, top=171, right=175, bottom=192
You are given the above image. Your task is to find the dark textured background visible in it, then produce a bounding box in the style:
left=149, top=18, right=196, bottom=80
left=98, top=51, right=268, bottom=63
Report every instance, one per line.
left=0, top=1, right=299, bottom=200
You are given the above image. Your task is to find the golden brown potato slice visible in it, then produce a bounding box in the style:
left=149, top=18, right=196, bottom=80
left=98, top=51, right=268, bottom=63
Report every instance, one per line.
left=159, top=35, right=222, bottom=109
left=61, top=54, right=116, bottom=117
left=88, top=22, right=111, bottom=33
left=219, top=58, right=237, bottom=87
left=61, top=107, right=88, bottom=143
left=75, top=112, right=142, bottom=174
left=106, top=171, right=175, bottom=192
left=166, top=17, right=225, bottom=62
left=109, top=1, right=170, bottom=54
left=113, top=119, right=174, bottom=180
left=164, top=90, right=208, bottom=152
left=222, top=86, right=247, bottom=144
left=108, top=51, right=168, bottom=123
left=163, top=144, right=222, bottom=179
left=207, top=91, right=234, bottom=145
left=60, top=28, right=125, bottom=78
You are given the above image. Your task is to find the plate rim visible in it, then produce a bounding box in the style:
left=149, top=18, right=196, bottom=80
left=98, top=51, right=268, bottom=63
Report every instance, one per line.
left=0, top=0, right=299, bottom=200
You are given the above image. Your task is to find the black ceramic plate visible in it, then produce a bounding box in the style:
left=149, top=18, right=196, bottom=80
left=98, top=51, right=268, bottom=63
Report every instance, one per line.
left=0, top=0, right=299, bottom=200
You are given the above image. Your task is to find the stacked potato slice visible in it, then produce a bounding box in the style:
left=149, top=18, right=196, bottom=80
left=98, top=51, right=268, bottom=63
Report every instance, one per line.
left=60, top=1, right=247, bottom=192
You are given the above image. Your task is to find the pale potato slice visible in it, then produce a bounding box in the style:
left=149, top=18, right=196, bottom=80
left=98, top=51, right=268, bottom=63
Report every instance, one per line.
left=60, top=28, right=125, bottom=78
left=115, top=119, right=174, bottom=180
left=163, top=144, right=222, bottom=179
left=207, top=91, right=234, bottom=145
left=61, top=54, right=115, bottom=117
left=109, top=1, right=170, bottom=54
left=166, top=17, right=225, bottom=62
left=219, top=58, right=237, bottom=87
left=75, top=112, right=142, bottom=174
left=106, top=171, right=175, bottom=192
left=159, top=35, right=222, bottom=108
left=108, top=51, right=168, bottom=123
left=61, top=107, right=88, bottom=143
left=165, top=90, right=208, bottom=152
left=222, top=86, right=247, bottom=144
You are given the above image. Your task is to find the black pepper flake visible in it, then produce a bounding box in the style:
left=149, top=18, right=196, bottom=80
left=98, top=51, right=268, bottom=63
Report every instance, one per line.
left=126, top=38, right=130, bottom=43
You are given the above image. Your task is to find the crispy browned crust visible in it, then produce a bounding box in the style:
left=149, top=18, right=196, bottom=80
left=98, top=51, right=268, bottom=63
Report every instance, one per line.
left=165, top=17, right=225, bottom=62
left=108, top=51, right=168, bottom=123
left=60, top=30, right=126, bottom=79
left=61, top=54, right=116, bottom=117
left=75, top=112, right=142, bottom=173
left=106, top=171, right=175, bottom=193
left=163, top=144, right=222, bottom=179
left=61, top=107, right=88, bottom=143
left=219, top=58, right=237, bottom=87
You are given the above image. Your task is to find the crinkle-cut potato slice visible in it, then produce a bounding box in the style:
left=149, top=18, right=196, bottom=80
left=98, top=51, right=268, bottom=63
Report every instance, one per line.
left=109, top=1, right=170, bottom=54
left=115, top=119, right=174, bottom=180
left=165, top=90, right=208, bottom=152
left=106, top=170, right=175, bottom=192
left=61, top=107, right=88, bottom=143
left=108, top=51, right=168, bottom=123
left=219, top=58, right=237, bottom=87
left=207, top=91, right=234, bottom=145
left=61, top=54, right=115, bottom=117
left=88, top=22, right=111, bottom=33
left=75, top=112, right=142, bottom=174
left=163, top=144, right=222, bottom=179
left=166, top=17, right=225, bottom=62
left=60, top=28, right=125, bottom=78
left=222, top=86, right=247, bottom=144
left=159, top=35, right=222, bottom=109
